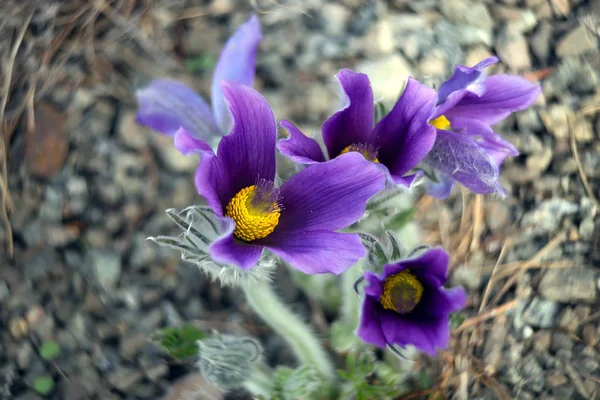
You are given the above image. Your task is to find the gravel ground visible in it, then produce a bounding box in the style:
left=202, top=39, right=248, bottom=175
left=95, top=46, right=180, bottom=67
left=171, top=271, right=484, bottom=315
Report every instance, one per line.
left=1, top=0, right=599, bottom=399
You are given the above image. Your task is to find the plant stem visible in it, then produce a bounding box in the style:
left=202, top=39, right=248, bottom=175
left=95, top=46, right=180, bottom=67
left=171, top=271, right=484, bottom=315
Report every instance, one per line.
left=242, top=280, right=336, bottom=380
left=243, top=364, right=273, bottom=398
left=340, top=263, right=362, bottom=330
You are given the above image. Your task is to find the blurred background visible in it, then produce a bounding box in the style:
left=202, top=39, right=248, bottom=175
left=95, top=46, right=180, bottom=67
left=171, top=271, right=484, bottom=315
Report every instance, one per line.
left=0, top=0, right=599, bottom=399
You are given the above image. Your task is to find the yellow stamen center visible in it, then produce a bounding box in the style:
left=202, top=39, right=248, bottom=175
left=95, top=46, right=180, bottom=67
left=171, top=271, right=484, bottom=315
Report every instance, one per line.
left=339, top=144, right=379, bottom=163
left=225, top=185, right=280, bottom=242
left=430, top=115, right=451, bottom=130
left=380, top=270, right=424, bottom=314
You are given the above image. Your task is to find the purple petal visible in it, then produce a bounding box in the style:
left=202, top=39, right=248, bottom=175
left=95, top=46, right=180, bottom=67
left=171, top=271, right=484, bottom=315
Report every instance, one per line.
left=435, top=56, right=499, bottom=117
left=274, top=153, right=386, bottom=233
left=211, top=15, right=262, bottom=134
left=208, top=81, right=277, bottom=208
left=264, top=230, right=365, bottom=275
left=419, top=286, right=467, bottom=317
left=363, top=271, right=383, bottom=298
left=379, top=309, right=449, bottom=355
left=277, top=120, right=326, bottom=164
left=370, top=78, right=437, bottom=184
left=195, top=152, right=225, bottom=216
left=174, top=127, right=213, bottom=155
left=446, top=74, right=541, bottom=125
left=448, top=117, right=518, bottom=165
left=135, top=79, right=220, bottom=142
left=424, top=129, right=506, bottom=197
left=426, top=174, right=455, bottom=199
left=209, top=215, right=264, bottom=269
left=383, top=248, right=450, bottom=286
left=357, top=297, right=387, bottom=348
left=322, top=69, right=374, bottom=158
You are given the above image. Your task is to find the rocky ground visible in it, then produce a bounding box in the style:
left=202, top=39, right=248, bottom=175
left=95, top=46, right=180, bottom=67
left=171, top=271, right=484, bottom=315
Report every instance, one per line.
left=1, top=0, right=599, bottom=399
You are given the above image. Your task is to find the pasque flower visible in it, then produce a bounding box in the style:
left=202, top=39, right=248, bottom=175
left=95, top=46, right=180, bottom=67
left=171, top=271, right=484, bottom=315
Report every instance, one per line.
left=424, top=56, right=541, bottom=198
left=278, top=69, right=437, bottom=187
left=135, top=15, right=262, bottom=153
left=357, top=248, right=466, bottom=355
left=185, top=80, right=386, bottom=274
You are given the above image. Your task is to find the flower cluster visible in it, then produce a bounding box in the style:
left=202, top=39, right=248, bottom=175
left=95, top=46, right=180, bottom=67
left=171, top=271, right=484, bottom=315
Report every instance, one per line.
left=136, top=16, right=539, bottom=356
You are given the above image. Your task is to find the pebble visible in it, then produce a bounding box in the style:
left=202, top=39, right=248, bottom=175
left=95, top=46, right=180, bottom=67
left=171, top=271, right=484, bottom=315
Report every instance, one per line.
left=26, top=102, right=69, bottom=178
left=322, top=3, right=351, bottom=37
left=530, top=22, right=552, bottom=64
left=521, top=198, right=578, bottom=235
left=539, top=268, right=597, bottom=304
left=85, top=250, right=122, bottom=292
left=556, top=25, right=597, bottom=58
left=495, top=26, right=532, bottom=70
left=356, top=54, right=414, bottom=100
left=439, top=0, right=493, bottom=29
left=523, top=297, right=558, bottom=328
left=107, top=367, right=144, bottom=391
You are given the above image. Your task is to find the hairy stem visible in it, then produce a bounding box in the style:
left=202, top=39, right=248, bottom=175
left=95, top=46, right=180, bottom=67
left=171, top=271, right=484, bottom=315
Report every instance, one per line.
left=340, top=263, right=362, bottom=330
left=243, top=364, right=273, bottom=398
left=242, top=281, right=335, bottom=380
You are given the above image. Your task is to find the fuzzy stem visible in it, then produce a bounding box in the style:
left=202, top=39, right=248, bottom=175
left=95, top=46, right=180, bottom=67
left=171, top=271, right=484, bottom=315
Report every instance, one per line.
left=242, top=281, right=335, bottom=380
left=243, top=364, right=273, bottom=398
left=340, top=263, right=362, bottom=330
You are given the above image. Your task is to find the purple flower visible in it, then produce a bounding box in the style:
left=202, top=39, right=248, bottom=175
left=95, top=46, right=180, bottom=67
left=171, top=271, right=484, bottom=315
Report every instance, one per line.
left=135, top=15, right=262, bottom=153
left=278, top=69, right=438, bottom=187
left=357, top=248, right=466, bottom=355
left=424, top=56, right=541, bottom=199
left=192, top=80, right=386, bottom=274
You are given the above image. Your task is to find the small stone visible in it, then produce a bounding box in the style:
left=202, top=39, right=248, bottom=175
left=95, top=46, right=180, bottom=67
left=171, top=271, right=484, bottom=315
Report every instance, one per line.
left=539, top=268, right=597, bottom=304
left=152, top=134, right=199, bottom=173
left=0, top=281, right=9, bottom=302
left=530, top=22, right=552, bottom=64
left=486, top=201, right=511, bottom=231
left=117, top=111, right=150, bottom=150
left=85, top=250, right=121, bottom=292
left=557, top=26, right=597, bottom=58
left=525, top=143, right=552, bottom=175
left=322, top=4, right=351, bottom=37
left=107, top=367, right=143, bottom=391
left=533, top=331, right=552, bottom=352
left=582, top=324, right=599, bottom=346
left=419, top=48, right=448, bottom=77
left=491, top=5, right=537, bottom=33
left=465, top=47, right=494, bottom=71
left=523, top=297, right=558, bottom=328
left=546, top=371, right=568, bottom=387
left=363, top=19, right=395, bottom=56
left=483, top=323, right=507, bottom=368
left=440, top=0, right=493, bottom=29
left=356, top=54, right=414, bottom=100
left=495, top=26, right=532, bottom=70
left=84, top=290, right=105, bottom=316
left=557, top=307, right=579, bottom=332
left=17, top=342, right=34, bottom=369
left=144, top=363, right=168, bottom=382
left=519, top=355, right=545, bottom=392
left=208, top=0, right=234, bottom=15
left=119, top=333, right=148, bottom=361
left=26, top=102, right=69, bottom=178
left=521, top=198, right=578, bottom=235
left=10, top=317, right=29, bottom=338
left=23, top=250, right=58, bottom=281
left=515, top=108, right=543, bottom=133
left=551, top=332, right=574, bottom=353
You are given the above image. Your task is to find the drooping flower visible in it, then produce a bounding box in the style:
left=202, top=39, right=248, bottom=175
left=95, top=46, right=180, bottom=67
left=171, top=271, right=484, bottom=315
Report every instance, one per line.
left=278, top=69, right=437, bottom=187
left=424, top=56, right=541, bottom=199
left=357, top=248, right=466, bottom=355
left=187, top=80, right=386, bottom=274
left=135, top=15, right=262, bottom=153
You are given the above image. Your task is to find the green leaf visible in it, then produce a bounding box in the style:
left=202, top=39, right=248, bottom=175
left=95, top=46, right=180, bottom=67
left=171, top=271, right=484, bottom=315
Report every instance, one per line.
left=450, top=312, right=466, bottom=330
left=153, top=324, right=207, bottom=359
left=418, top=370, right=434, bottom=390
left=33, top=376, right=55, bottom=395
left=384, top=208, right=415, bottom=232
left=39, top=341, right=61, bottom=361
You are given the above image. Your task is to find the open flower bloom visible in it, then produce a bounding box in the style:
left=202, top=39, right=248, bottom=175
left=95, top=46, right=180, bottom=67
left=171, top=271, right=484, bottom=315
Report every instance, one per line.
left=357, top=248, right=466, bottom=355
left=424, top=56, right=541, bottom=199
left=278, top=69, right=437, bottom=187
left=135, top=15, right=262, bottom=153
left=187, top=80, right=386, bottom=274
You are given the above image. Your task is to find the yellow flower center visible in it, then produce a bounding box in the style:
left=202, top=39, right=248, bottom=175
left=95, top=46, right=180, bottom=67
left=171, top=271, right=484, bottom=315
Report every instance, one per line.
left=380, top=270, right=424, bottom=314
left=225, top=185, right=281, bottom=242
left=430, top=115, right=451, bottom=130
left=339, top=143, right=379, bottom=163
